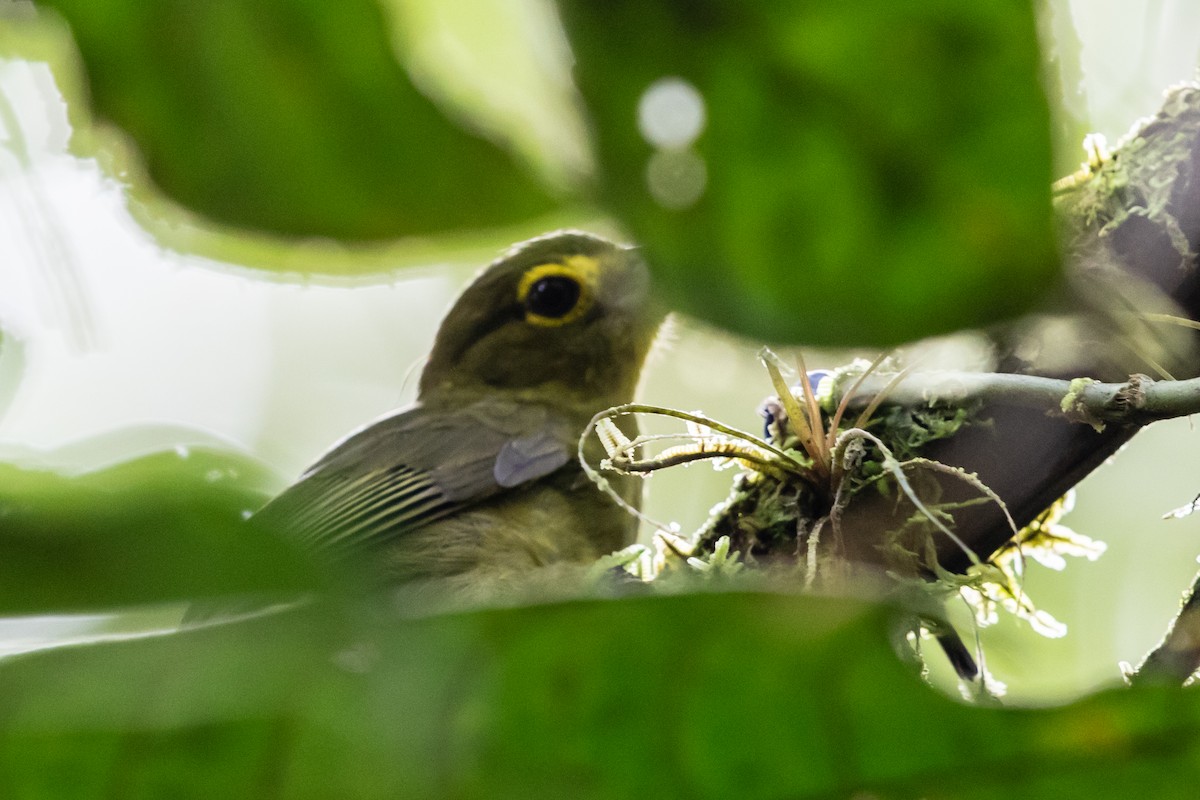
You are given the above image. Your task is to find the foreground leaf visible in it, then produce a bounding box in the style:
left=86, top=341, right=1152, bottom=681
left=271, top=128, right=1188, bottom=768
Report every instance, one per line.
left=32, top=0, right=557, bottom=240
left=561, top=0, right=1059, bottom=345
left=0, top=448, right=322, bottom=613
left=0, top=593, right=1197, bottom=798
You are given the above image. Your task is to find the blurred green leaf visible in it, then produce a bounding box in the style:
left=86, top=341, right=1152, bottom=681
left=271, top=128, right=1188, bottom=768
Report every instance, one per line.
left=0, top=328, right=24, bottom=425
left=385, top=0, right=592, bottom=193
left=0, top=592, right=1198, bottom=798
left=0, top=449, right=322, bottom=613
left=1039, top=0, right=1093, bottom=177
left=560, top=0, right=1059, bottom=346
left=33, top=0, right=558, bottom=240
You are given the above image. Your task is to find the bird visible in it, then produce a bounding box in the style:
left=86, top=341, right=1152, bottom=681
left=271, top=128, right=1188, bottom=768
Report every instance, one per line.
left=248, top=231, right=664, bottom=601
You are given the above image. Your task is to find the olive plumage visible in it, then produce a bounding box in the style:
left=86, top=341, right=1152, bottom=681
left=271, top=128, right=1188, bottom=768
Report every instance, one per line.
left=252, top=231, right=664, bottom=588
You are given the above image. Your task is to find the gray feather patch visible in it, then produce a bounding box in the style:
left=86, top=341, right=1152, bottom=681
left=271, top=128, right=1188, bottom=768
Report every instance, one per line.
left=493, top=431, right=571, bottom=487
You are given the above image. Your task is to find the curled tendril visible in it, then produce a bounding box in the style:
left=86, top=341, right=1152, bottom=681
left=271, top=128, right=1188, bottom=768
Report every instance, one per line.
left=583, top=403, right=817, bottom=483
left=578, top=354, right=1097, bottom=658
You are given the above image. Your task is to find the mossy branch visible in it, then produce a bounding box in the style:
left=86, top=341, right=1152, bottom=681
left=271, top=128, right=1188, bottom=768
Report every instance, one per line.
left=909, top=81, right=1200, bottom=579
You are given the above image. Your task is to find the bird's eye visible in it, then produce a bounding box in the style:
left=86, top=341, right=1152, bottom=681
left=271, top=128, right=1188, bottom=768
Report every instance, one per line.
left=516, top=260, right=596, bottom=326
left=525, top=276, right=581, bottom=319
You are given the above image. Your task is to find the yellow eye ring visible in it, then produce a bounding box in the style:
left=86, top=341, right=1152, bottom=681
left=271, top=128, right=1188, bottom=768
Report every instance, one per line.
left=517, top=256, right=599, bottom=326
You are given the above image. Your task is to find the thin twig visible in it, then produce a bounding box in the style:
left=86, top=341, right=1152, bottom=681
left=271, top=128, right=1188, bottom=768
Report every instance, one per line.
left=827, top=351, right=892, bottom=452
left=1131, top=567, right=1200, bottom=686
left=854, top=366, right=913, bottom=430
left=834, top=428, right=983, bottom=567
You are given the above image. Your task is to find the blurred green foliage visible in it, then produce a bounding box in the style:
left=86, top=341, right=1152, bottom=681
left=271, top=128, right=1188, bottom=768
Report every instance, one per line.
left=560, top=0, right=1058, bottom=344
left=0, top=449, right=322, bottom=613
left=29, top=0, right=1057, bottom=345
left=34, top=0, right=558, bottom=239
left=0, top=0, right=1191, bottom=796
left=0, top=589, right=1198, bottom=798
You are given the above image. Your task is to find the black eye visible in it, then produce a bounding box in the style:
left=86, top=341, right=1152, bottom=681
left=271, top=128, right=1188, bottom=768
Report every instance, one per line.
left=525, top=276, right=582, bottom=319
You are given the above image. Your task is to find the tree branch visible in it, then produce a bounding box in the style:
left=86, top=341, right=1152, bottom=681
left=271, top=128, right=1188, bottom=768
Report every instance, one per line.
left=674, top=80, right=1200, bottom=686
left=854, top=84, right=1200, bottom=683
left=900, top=82, right=1200, bottom=575
left=694, top=84, right=1200, bottom=682
left=842, top=371, right=1200, bottom=428
left=1131, top=568, right=1200, bottom=685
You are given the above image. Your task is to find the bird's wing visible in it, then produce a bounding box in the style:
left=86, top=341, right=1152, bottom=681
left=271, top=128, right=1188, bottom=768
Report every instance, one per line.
left=253, top=400, right=574, bottom=553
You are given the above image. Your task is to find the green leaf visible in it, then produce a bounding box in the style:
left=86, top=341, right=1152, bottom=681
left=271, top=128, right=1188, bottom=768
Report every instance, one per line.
left=0, top=448, right=323, bottom=613
left=33, top=0, right=558, bottom=240
left=0, top=327, right=25, bottom=425
left=560, top=0, right=1060, bottom=346
left=0, top=593, right=1198, bottom=798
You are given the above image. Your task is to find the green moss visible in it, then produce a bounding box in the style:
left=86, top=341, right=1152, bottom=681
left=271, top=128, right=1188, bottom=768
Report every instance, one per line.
left=695, top=367, right=980, bottom=562
left=1056, top=83, right=1200, bottom=264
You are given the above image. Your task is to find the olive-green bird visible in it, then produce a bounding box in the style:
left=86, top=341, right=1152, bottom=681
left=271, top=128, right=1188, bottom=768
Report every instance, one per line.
left=252, top=231, right=663, bottom=589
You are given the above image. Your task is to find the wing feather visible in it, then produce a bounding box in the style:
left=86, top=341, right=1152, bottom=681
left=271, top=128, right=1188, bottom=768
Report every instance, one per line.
left=252, top=400, right=575, bottom=552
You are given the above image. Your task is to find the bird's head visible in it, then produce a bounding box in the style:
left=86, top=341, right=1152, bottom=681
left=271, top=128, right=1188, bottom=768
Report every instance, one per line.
left=418, top=231, right=664, bottom=408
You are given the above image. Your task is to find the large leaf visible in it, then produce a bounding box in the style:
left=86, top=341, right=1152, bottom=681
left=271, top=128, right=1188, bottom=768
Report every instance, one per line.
left=0, top=592, right=1197, bottom=798
left=0, top=448, right=323, bottom=613
left=560, top=0, right=1059, bottom=345
left=32, top=0, right=557, bottom=240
